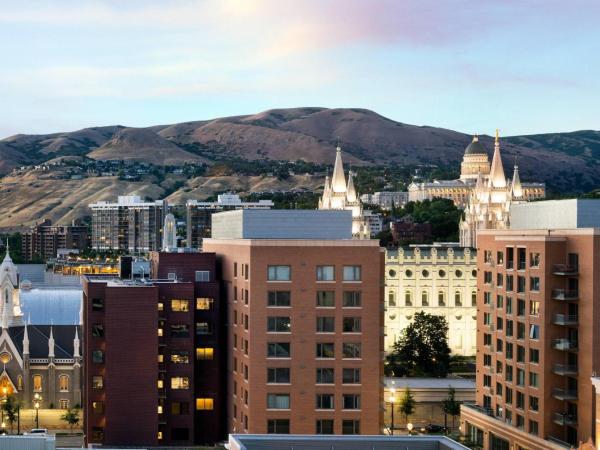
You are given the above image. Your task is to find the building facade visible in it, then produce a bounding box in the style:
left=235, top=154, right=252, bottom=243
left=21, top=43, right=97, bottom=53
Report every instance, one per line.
left=203, top=209, right=383, bottom=436
left=319, top=147, right=370, bottom=238
left=361, top=192, right=409, bottom=210
left=461, top=201, right=600, bottom=449
left=82, top=251, right=223, bottom=447
left=385, top=246, right=477, bottom=356
left=21, top=219, right=89, bottom=262
left=89, top=195, right=166, bottom=252
left=186, top=194, right=273, bottom=249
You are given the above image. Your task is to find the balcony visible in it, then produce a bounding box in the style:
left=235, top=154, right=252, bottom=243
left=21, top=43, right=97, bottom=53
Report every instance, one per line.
left=552, top=289, right=579, bottom=301
left=553, top=314, right=578, bottom=326
left=553, top=338, right=578, bottom=351
left=553, top=412, right=577, bottom=426
left=553, top=388, right=578, bottom=401
left=553, top=264, right=579, bottom=276
left=553, top=364, right=578, bottom=376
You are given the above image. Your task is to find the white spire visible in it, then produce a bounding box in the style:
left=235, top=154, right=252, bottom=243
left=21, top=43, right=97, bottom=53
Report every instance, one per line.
left=488, top=129, right=506, bottom=188
left=511, top=164, right=523, bottom=198
left=162, top=213, right=177, bottom=251
left=346, top=171, right=357, bottom=202
left=23, top=321, right=30, bottom=355
left=330, top=146, right=347, bottom=193
left=48, top=326, right=55, bottom=358
left=73, top=327, right=80, bottom=358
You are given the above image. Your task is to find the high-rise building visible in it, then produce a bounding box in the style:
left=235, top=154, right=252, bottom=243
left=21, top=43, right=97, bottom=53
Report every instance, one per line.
left=186, top=194, right=273, bottom=249
left=461, top=200, right=600, bottom=449
left=203, top=209, right=383, bottom=435
left=82, top=251, right=223, bottom=446
left=21, top=219, right=89, bottom=261
left=89, top=195, right=166, bottom=252
left=385, top=245, right=478, bottom=356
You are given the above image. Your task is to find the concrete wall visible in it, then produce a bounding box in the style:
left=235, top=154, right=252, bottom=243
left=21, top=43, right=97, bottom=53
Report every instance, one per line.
left=510, top=199, right=600, bottom=230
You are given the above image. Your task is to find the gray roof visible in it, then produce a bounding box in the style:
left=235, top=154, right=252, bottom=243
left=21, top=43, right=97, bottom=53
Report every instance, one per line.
left=20, top=288, right=82, bottom=325
left=464, top=139, right=487, bottom=155
left=16, top=264, right=46, bottom=282
left=384, top=377, right=475, bottom=390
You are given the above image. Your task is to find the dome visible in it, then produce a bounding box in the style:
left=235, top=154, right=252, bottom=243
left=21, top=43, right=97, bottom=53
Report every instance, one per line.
left=464, top=136, right=487, bottom=155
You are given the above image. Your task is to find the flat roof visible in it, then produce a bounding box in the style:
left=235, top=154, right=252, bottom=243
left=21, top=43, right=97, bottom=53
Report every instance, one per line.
left=384, top=377, right=476, bottom=390
left=203, top=238, right=381, bottom=247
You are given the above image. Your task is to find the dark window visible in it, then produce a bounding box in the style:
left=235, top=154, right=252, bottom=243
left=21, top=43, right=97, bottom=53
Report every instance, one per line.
left=92, top=401, right=104, bottom=414
left=343, top=291, right=361, bottom=307
left=92, top=350, right=104, bottom=363
left=267, top=342, right=290, bottom=358
left=267, top=419, right=290, bottom=434
left=91, top=427, right=104, bottom=442
left=171, top=401, right=190, bottom=415
left=316, top=343, right=335, bottom=358
left=170, top=324, right=189, bottom=338
left=268, top=291, right=291, bottom=307
left=316, top=368, right=334, bottom=384
left=91, top=324, right=104, bottom=338
left=342, top=368, right=361, bottom=384
left=316, top=394, right=334, bottom=409
left=342, top=343, right=361, bottom=358
left=342, top=394, right=360, bottom=409
left=267, top=368, right=291, bottom=383
left=195, top=321, right=213, bottom=335
left=343, top=317, right=361, bottom=333
left=171, top=428, right=189, bottom=440
left=267, top=316, right=291, bottom=332
left=316, top=419, right=334, bottom=434
left=317, top=291, right=335, bottom=307
left=316, top=317, right=335, bottom=332
left=92, top=298, right=104, bottom=311
left=342, top=419, right=360, bottom=434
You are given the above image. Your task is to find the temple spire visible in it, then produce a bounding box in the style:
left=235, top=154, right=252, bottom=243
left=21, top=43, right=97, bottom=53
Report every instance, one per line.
left=23, top=321, right=30, bottom=354
left=511, top=164, right=523, bottom=198
left=488, top=129, right=507, bottom=188
left=330, top=146, right=347, bottom=193
left=73, top=327, right=80, bottom=359
left=346, top=171, right=357, bottom=202
left=48, top=326, right=55, bottom=358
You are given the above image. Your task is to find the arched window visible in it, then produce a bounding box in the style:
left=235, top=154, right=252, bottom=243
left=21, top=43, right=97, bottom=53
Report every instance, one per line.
left=388, top=291, right=396, bottom=307
left=438, top=291, right=445, bottom=307
left=471, top=291, right=477, bottom=307
left=59, top=374, right=69, bottom=392
left=421, top=291, right=429, bottom=307
left=405, top=291, right=412, bottom=307
left=455, top=291, right=462, bottom=307
left=33, top=375, right=42, bottom=392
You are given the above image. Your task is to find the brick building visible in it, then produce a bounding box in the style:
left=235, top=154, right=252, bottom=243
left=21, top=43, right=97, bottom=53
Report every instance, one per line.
left=203, top=209, right=384, bottom=435
left=21, top=219, right=89, bottom=262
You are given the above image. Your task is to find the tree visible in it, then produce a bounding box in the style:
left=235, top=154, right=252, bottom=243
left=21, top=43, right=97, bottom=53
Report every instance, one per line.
left=442, top=387, right=462, bottom=431
left=1, top=395, right=19, bottom=434
left=60, top=407, right=80, bottom=433
left=385, top=312, right=451, bottom=377
left=398, top=388, right=416, bottom=425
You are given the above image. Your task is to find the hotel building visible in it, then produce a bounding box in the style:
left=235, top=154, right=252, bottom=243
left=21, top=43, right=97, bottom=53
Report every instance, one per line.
left=203, top=209, right=383, bottom=435
left=461, top=200, right=600, bottom=449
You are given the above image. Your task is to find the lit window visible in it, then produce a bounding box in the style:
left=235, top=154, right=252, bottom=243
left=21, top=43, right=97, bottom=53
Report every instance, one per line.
left=171, top=377, right=190, bottom=390
left=33, top=375, right=43, bottom=392
left=196, top=347, right=214, bottom=360
left=170, top=352, right=190, bottom=364
left=171, top=299, right=189, bottom=312
left=59, top=374, right=69, bottom=392
left=92, top=376, right=103, bottom=390
left=157, top=379, right=164, bottom=388
left=92, top=401, right=104, bottom=414
left=196, top=398, right=214, bottom=410
left=196, top=298, right=214, bottom=310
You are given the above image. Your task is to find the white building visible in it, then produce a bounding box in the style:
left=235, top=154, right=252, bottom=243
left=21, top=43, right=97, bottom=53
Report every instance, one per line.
left=361, top=191, right=408, bottom=210
left=363, top=210, right=384, bottom=235
left=385, top=245, right=477, bottom=356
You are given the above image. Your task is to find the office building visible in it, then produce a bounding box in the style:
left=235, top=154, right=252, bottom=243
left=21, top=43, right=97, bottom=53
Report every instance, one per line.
left=360, top=192, right=409, bottom=210
left=82, top=251, right=223, bottom=446
left=203, top=209, right=383, bottom=435
left=385, top=245, right=477, bottom=355
left=21, top=219, right=89, bottom=262
left=186, top=194, right=273, bottom=249
left=461, top=200, right=600, bottom=449
left=89, top=195, right=166, bottom=252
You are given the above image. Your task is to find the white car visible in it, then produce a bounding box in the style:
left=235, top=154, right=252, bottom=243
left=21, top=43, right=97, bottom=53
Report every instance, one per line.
left=25, top=428, right=48, bottom=436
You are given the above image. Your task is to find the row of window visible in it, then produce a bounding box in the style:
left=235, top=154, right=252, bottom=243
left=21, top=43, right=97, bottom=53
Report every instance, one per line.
left=482, top=317, right=540, bottom=340
left=388, top=268, right=476, bottom=278
left=266, top=393, right=360, bottom=410
left=483, top=340, right=540, bottom=364
left=268, top=265, right=362, bottom=282
left=483, top=273, right=540, bottom=293
left=263, top=342, right=361, bottom=359
left=388, top=290, right=476, bottom=307
left=266, top=290, right=362, bottom=308
left=482, top=395, right=540, bottom=435
left=266, top=419, right=360, bottom=435
left=165, top=298, right=214, bottom=312
left=483, top=295, right=540, bottom=317
left=157, top=322, right=214, bottom=337
left=264, top=367, right=361, bottom=384
left=483, top=249, right=542, bottom=270
left=27, top=374, right=70, bottom=392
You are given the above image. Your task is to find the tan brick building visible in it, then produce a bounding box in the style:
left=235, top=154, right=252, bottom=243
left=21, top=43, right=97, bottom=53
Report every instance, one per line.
left=461, top=200, right=600, bottom=450
left=203, top=209, right=384, bottom=436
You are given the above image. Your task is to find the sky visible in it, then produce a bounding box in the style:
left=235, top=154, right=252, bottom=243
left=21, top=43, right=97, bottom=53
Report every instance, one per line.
left=1, top=0, right=599, bottom=138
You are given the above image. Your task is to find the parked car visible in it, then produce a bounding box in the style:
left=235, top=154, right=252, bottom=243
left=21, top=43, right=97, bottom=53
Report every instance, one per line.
left=424, top=424, right=447, bottom=434
left=25, top=428, right=48, bottom=436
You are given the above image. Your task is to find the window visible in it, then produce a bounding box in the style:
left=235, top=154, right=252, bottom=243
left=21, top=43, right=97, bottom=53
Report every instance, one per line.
left=506, top=297, right=513, bottom=314
left=483, top=312, right=491, bottom=325
left=316, top=419, right=334, bottom=434
left=506, top=365, right=513, bottom=382
left=484, top=271, right=493, bottom=284
left=343, top=317, right=361, bottom=333
left=234, top=262, right=238, bottom=277
left=530, top=277, right=540, bottom=291
left=171, top=401, right=189, bottom=415
left=506, top=320, right=513, bottom=337
left=196, top=398, right=214, bottom=410
left=529, top=348, right=539, bottom=363
left=92, top=350, right=104, bottom=363
left=92, top=401, right=104, bottom=414
left=316, top=394, right=334, bottom=409
left=529, top=420, right=539, bottom=436
left=268, top=291, right=291, bottom=307
left=33, top=374, right=43, bottom=392
left=158, top=302, right=164, bottom=311
left=517, top=276, right=526, bottom=293
left=517, top=369, right=525, bottom=386
left=195, top=271, right=210, bottom=282
left=506, top=275, right=514, bottom=291
left=171, top=299, right=189, bottom=312
left=421, top=291, right=429, bottom=306
left=484, top=334, right=492, bottom=346
left=496, top=339, right=503, bottom=352
left=343, top=343, right=361, bottom=358
left=455, top=291, right=462, bottom=307
left=483, top=375, right=491, bottom=387
left=171, top=428, right=190, bottom=440
left=438, top=291, right=445, bottom=307
left=516, top=414, right=525, bottom=430
left=455, top=269, right=463, bottom=278
left=196, top=347, right=214, bottom=360
left=517, top=299, right=525, bottom=316
left=517, top=345, right=525, bottom=362
left=317, top=291, right=335, bottom=307
left=267, top=393, right=290, bottom=409
left=92, top=298, right=104, bottom=311
left=268, top=265, right=291, bottom=281
left=267, top=368, right=291, bottom=383
left=170, top=324, right=190, bottom=337
left=196, top=321, right=213, bottom=335
left=439, top=269, right=446, bottom=277
left=316, top=317, right=335, bottom=333
left=316, top=265, right=335, bottom=281
left=529, top=300, right=540, bottom=316
left=170, top=351, right=190, bottom=364
left=316, top=343, right=335, bottom=358
left=343, top=266, right=361, bottom=281
left=484, top=292, right=491, bottom=305
left=405, top=291, right=412, bottom=306
left=92, top=376, right=103, bottom=390
left=343, top=291, right=361, bottom=307
left=422, top=270, right=429, bottom=277
left=516, top=392, right=525, bottom=409
left=497, top=273, right=504, bottom=288
left=343, top=394, right=360, bottom=409
left=505, top=388, right=513, bottom=404
left=58, top=374, right=69, bottom=392
left=529, top=372, right=539, bottom=388
left=497, top=251, right=504, bottom=265
left=92, top=427, right=104, bottom=442
left=388, top=291, right=396, bottom=307
left=506, top=342, right=513, bottom=359
left=517, top=248, right=526, bottom=270
left=484, top=250, right=493, bottom=264
left=529, top=324, right=540, bottom=340
left=517, top=322, right=525, bottom=339
left=316, top=368, right=334, bottom=384
left=196, top=298, right=213, bottom=310
left=343, top=368, right=361, bottom=384
left=267, top=419, right=290, bottom=434
left=530, top=252, right=540, bottom=268
left=268, top=342, right=290, bottom=358
left=342, top=420, right=360, bottom=435
left=405, top=269, right=413, bottom=277
left=496, top=317, right=503, bottom=331
left=171, top=377, right=190, bottom=390
left=267, top=317, right=291, bottom=332
left=91, top=324, right=104, bottom=338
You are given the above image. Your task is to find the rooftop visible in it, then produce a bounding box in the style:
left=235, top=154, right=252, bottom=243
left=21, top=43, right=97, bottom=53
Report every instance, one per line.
left=510, top=199, right=600, bottom=230
left=384, top=377, right=476, bottom=390
left=21, top=287, right=82, bottom=325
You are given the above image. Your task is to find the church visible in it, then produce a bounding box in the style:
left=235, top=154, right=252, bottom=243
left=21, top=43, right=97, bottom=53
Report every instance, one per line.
left=0, top=248, right=82, bottom=410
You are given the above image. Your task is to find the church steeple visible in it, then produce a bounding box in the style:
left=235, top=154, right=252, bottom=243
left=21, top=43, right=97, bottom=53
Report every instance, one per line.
left=511, top=163, right=523, bottom=198
left=48, top=326, right=55, bottom=359
left=23, top=320, right=30, bottom=354
left=488, top=129, right=507, bottom=188
left=331, top=146, right=347, bottom=193
left=73, top=327, right=80, bottom=359
left=346, top=171, right=357, bottom=202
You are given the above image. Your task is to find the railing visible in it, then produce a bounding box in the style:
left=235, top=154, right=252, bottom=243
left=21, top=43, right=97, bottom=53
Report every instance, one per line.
left=553, top=264, right=579, bottom=275
left=553, top=388, right=578, bottom=400
left=553, top=314, right=578, bottom=326
left=552, top=289, right=579, bottom=301
left=552, top=338, right=578, bottom=351
left=462, top=403, right=494, bottom=417
left=553, top=412, right=577, bottom=426
left=553, top=364, right=578, bottom=375
left=548, top=436, right=573, bottom=449
left=30, top=358, right=49, bottom=364
left=55, top=358, right=75, bottom=364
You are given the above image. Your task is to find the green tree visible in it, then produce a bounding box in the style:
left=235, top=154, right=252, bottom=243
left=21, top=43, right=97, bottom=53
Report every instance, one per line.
left=60, top=407, right=80, bottom=433
left=385, top=312, right=451, bottom=377
left=442, top=387, right=462, bottom=430
left=2, top=395, right=19, bottom=434
left=398, top=388, right=416, bottom=425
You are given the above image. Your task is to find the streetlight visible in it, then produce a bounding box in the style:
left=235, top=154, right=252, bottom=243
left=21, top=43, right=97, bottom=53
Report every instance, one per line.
left=389, top=387, right=396, bottom=435
left=407, top=422, right=414, bottom=435
left=34, top=402, right=40, bottom=429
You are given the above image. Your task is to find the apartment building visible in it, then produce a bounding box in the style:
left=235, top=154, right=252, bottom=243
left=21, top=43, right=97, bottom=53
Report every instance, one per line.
left=461, top=200, right=600, bottom=450
left=21, top=219, right=89, bottom=261
left=203, top=209, right=383, bottom=436
left=82, top=251, right=223, bottom=446
left=89, top=195, right=165, bottom=252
